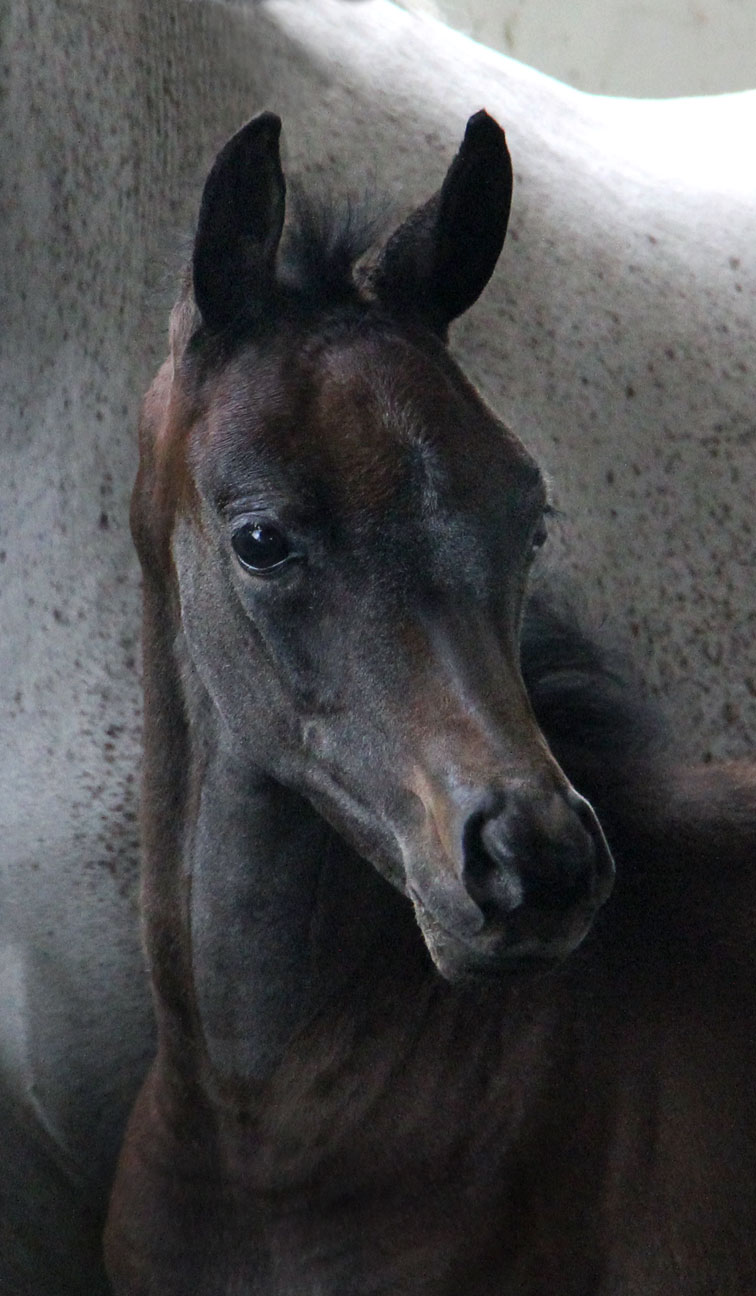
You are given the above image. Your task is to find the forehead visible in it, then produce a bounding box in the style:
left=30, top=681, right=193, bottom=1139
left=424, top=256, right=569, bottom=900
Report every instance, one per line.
left=195, top=323, right=544, bottom=518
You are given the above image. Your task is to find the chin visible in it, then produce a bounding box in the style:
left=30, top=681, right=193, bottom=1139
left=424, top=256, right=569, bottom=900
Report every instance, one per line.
left=415, top=903, right=597, bottom=988
left=426, top=934, right=561, bottom=987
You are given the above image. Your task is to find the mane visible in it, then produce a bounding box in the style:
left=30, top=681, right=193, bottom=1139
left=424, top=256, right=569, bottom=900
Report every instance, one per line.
left=520, top=582, right=668, bottom=805
left=277, top=185, right=389, bottom=308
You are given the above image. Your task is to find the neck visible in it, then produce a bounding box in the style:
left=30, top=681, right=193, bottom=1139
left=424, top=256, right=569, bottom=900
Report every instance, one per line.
left=140, top=601, right=403, bottom=1088
left=188, top=741, right=326, bottom=1079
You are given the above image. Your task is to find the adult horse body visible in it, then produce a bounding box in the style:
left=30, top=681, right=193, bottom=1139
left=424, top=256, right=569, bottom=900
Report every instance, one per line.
left=2, top=1, right=755, bottom=1290
left=104, top=112, right=756, bottom=1295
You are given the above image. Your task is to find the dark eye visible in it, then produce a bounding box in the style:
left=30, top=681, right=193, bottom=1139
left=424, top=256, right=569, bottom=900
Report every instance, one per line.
left=531, top=518, right=549, bottom=552
left=231, top=521, right=295, bottom=574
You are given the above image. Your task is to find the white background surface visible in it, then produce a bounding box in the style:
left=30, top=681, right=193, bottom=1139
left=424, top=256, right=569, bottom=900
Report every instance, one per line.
left=402, top=0, right=756, bottom=96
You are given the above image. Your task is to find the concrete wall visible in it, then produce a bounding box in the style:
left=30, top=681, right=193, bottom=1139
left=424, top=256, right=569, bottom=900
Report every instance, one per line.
left=403, top=0, right=756, bottom=96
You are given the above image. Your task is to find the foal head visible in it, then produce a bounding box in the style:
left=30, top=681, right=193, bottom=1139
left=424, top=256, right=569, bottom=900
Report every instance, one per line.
left=134, top=112, right=614, bottom=984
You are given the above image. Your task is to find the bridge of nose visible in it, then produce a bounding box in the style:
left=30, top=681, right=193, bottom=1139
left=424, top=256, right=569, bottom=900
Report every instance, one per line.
left=380, top=603, right=612, bottom=931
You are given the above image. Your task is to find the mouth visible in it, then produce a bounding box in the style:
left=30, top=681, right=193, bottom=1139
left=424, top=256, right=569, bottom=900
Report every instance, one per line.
left=408, top=884, right=600, bottom=985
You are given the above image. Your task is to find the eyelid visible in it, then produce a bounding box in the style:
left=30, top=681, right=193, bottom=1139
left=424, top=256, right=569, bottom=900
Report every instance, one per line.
left=224, top=498, right=318, bottom=538
left=225, top=500, right=281, bottom=523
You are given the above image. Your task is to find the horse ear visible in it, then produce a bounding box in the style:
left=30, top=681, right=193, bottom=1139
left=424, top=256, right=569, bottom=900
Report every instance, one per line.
left=192, top=112, right=286, bottom=334
left=372, top=111, right=512, bottom=336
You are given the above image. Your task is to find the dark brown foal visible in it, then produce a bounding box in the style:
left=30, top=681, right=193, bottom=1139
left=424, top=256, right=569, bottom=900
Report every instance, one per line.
left=105, top=113, right=756, bottom=1295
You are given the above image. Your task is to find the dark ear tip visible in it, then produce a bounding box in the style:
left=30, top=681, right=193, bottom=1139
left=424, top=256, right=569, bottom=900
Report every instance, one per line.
left=249, top=110, right=282, bottom=144
left=463, top=110, right=509, bottom=159
left=222, top=111, right=282, bottom=162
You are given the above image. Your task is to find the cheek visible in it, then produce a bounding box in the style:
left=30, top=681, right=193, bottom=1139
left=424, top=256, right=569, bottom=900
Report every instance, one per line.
left=172, top=526, right=269, bottom=737
left=172, top=529, right=335, bottom=754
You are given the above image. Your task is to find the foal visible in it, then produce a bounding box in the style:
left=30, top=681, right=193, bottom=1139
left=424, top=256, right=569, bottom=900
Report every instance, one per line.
left=106, top=112, right=756, bottom=1294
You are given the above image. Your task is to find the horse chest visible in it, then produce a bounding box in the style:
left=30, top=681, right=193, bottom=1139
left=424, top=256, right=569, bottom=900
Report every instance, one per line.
left=192, top=1008, right=589, bottom=1293
left=111, top=959, right=756, bottom=1294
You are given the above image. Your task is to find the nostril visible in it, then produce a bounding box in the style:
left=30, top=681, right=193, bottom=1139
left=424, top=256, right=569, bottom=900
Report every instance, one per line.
left=462, top=809, right=526, bottom=918
left=523, top=806, right=597, bottom=910
left=522, top=825, right=595, bottom=910
left=462, top=792, right=600, bottom=920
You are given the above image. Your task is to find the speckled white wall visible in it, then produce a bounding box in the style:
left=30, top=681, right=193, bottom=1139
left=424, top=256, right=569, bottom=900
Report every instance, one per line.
left=403, top=0, right=756, bottom=96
